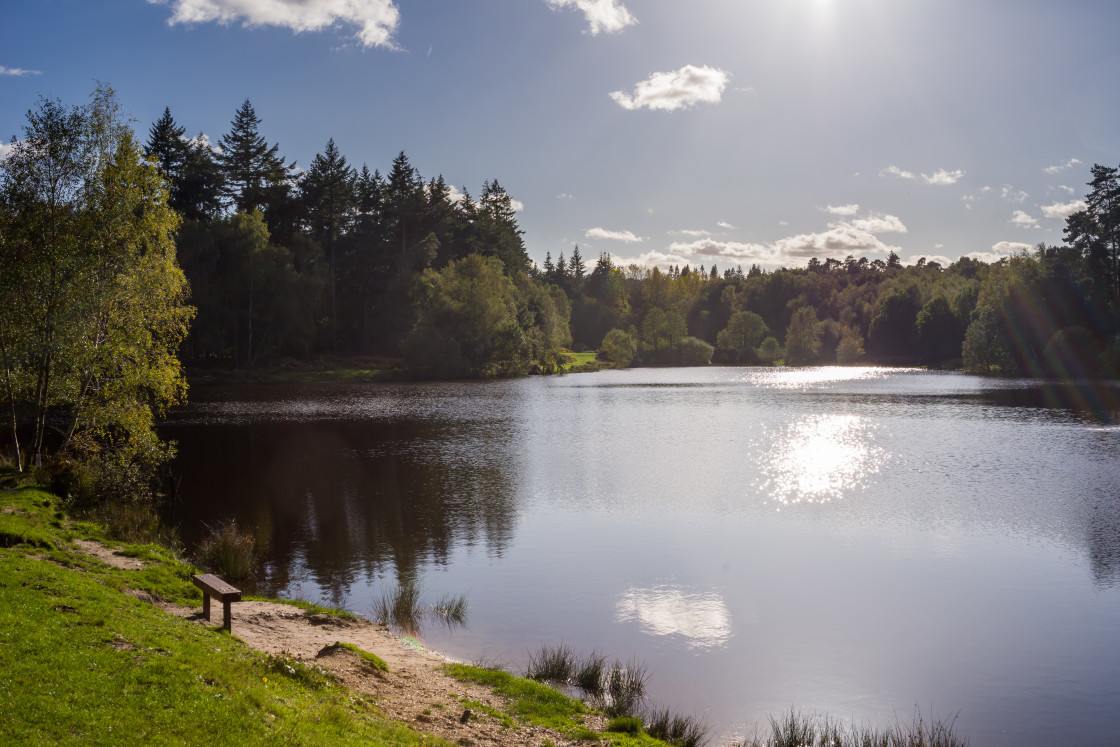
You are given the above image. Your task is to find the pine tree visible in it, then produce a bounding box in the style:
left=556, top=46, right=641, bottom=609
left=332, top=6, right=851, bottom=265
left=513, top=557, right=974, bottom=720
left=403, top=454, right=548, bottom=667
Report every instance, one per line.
left=145, top=107, right=187, bottom=184
left=302, top=137, right=356, bottom=350
left=569, top=245, right=586, bottom=280
left=218, top=99, right=289, bottom=215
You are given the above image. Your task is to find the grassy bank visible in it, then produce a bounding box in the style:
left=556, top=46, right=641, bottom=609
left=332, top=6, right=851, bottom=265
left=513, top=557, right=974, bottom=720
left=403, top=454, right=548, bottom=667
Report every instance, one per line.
left=0, top=481, right=689, bottom=746
left=0, top=484, right=444, bottom=746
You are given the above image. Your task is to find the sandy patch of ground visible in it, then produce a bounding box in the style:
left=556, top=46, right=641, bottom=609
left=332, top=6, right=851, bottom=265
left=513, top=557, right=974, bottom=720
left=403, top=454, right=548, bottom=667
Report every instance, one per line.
left=71, top=539, right=147, bottom=570
left=162, top=599, right=605, bottom=747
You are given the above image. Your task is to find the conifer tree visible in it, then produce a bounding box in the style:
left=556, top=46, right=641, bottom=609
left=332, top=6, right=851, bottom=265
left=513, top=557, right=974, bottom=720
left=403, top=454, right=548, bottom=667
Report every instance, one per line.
left=218, top=99, right=290, bottom=215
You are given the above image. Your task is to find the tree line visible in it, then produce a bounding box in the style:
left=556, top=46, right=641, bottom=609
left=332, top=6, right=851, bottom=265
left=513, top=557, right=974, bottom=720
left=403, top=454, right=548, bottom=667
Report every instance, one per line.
left=141, top=97, right=1120, bottom=380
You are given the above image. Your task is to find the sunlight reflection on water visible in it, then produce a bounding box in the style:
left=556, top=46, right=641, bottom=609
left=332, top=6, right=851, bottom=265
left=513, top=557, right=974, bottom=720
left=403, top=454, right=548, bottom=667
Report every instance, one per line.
left=756, top=414, right=885, bottom=506
left=615, top=585, right=734, bottom=649
left=743, top=366, right=907, bottom=389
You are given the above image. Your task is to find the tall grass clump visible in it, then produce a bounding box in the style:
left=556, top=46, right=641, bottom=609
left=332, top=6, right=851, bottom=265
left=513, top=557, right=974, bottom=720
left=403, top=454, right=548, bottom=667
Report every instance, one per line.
left=195, top=518, right=257, bottom=582
left=431, top=592, right=469, bottom=628
left=372, top=582, right=423, bottom=634
left=372, top=584, right=470, bottom=634
left=744, top=708, right=967, bottom=747
left=603, top=658, right=649, bottom=717
left=645, top=706, right=709, bottom=747
left=574, top=649, right=608, bottom=695
left=525, top=643, right=577, bottom=684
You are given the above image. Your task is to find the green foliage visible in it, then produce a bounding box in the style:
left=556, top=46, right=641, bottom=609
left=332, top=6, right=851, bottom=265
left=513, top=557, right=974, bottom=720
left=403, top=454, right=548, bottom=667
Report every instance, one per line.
left=784, top=306, right=821, bottom=366
left=757, top=337, right=783, bottom=365
left=674, top=336, right=714, bottom=366
left=716, top=310, right=768, bottom=362
left=835, top=328, right=866, bottom=365
left=916, top=295, right=962, bottom=364
left=600, top=329, right=637, bottom=367
left=405, top=254, right=534, bottom=378
left=0, top=84, right=192, bottom=479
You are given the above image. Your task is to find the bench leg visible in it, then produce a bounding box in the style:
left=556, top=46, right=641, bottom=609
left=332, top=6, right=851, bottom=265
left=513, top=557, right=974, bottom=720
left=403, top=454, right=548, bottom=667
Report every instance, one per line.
left=202, top=593, right=211, bottom=621
left=222, top=601, right=232, bottom=632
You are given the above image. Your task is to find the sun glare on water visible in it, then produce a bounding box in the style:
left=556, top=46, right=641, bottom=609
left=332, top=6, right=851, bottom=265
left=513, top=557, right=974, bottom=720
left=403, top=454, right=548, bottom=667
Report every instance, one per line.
left=756, top=414, right=884, bottom=506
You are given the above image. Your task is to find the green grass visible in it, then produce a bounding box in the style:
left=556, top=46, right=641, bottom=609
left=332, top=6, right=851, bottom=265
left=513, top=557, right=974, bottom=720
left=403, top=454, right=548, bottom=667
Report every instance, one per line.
left=334, top=641, right=390, bottom=672
left=442, top=663, right=673, bottom=746
left=561, top=351, right=601, bottom=372
left=0, top=483, right=450, bottom=746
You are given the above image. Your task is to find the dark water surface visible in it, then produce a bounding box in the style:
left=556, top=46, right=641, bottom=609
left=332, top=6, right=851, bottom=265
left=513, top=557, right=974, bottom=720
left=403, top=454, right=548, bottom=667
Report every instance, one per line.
left=160, top=368, right=1120, bottom=745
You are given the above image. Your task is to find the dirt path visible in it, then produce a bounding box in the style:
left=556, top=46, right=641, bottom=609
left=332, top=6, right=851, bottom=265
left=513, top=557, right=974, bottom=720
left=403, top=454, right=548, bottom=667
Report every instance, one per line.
left=161, top=598, right=602, bottom=746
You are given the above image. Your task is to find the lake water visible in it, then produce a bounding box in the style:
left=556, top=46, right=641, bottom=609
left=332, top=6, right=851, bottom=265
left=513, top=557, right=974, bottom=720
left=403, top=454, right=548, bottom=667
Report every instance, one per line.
left=159, top=367, right=1120, bottom=746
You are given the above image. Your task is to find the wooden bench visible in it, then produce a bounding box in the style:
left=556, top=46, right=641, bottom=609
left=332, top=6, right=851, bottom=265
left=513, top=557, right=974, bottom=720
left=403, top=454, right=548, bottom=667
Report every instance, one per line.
left=192, top=573, right=241, bottom=632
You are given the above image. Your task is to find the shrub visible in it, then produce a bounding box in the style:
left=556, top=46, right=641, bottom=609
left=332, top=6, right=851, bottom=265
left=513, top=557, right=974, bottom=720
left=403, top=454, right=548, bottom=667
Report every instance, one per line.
left=675, top=336, right=714, bottom=366
left=599, top=329, right=637, bottom=368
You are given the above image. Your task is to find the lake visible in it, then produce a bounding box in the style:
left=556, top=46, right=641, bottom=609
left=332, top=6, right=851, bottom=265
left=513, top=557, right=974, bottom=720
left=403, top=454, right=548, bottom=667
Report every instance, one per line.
left=159, top=367, right=1120, bottom=746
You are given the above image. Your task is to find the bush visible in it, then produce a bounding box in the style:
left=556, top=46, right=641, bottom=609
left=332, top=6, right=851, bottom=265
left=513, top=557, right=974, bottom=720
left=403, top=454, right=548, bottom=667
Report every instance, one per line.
left=599, top=329, right=637, bottom=368
left=675, top=336, right=713, bottom=366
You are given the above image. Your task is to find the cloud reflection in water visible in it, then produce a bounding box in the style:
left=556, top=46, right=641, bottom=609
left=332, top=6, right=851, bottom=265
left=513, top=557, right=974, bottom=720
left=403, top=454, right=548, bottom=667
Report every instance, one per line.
left=758, top=414, right=884, bottom=506
left=615, top=585, right=733, bottom=649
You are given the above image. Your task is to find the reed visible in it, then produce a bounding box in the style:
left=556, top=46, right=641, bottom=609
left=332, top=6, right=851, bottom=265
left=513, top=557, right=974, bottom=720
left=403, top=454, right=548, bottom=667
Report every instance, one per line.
left=195, top=518, right=257, bottom=582
left=743, top=708, right=967, bottom=747
left=645, top=706, right=709, bottom=747
left=525, top=642, right=578, bottom=684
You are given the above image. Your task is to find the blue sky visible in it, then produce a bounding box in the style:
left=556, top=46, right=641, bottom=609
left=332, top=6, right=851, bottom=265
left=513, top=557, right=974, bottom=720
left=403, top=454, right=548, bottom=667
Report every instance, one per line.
left=3, top=0, right=1119, bottom=270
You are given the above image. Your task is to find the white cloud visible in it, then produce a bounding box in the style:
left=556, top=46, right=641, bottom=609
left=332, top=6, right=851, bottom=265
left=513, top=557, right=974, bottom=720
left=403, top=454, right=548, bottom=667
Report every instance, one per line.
left=842, top=213, right=907, bottom=234
left=1043, top=158, right=1081, bottom=175
left=880, top=165, right=915, bottom=180
left=1040, top=200, right=1087, bottom=219
left=964, top=241, right=1032, bottom=264
left=1001, top=184, right=1028, bottom=202
left=586, top=227, right=642, bottom=242
left=922, top=168, right=964, bottom=186
left=823, top=203, right=860, bottom=216
left=557, top=193, right=573, bottom=200
left=510, top=198, right=525, bottom=212
left=881, top=166, right=963, bottom=185
left=0, top=66, right=42, bottom=76
left=149, top=0, right=400, bottom=48
left=545, top=0, right=636, bottom=35
left=906, top=254, right=953, bottom=267
left=0, top=142, right=16, bottom=161
left=672, top=229, right=710, bottom=238
left=610, top=65, right=729, bottom=112
left=614, top=225, right=903, bottom=270
left=1011, top=210, right=1038, bottom=228
left=1056, top=185, right=1075, bottom=195
left=716, top=221, right=736, bottom=230
left=993, top=240, right=1032, bottom=254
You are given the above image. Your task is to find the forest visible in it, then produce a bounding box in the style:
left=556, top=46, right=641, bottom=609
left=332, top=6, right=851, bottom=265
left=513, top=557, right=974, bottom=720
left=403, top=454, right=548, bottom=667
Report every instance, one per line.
left=134, top=99, right=1120, bottom=381
left=4, top=88, right=1120, bottom=463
